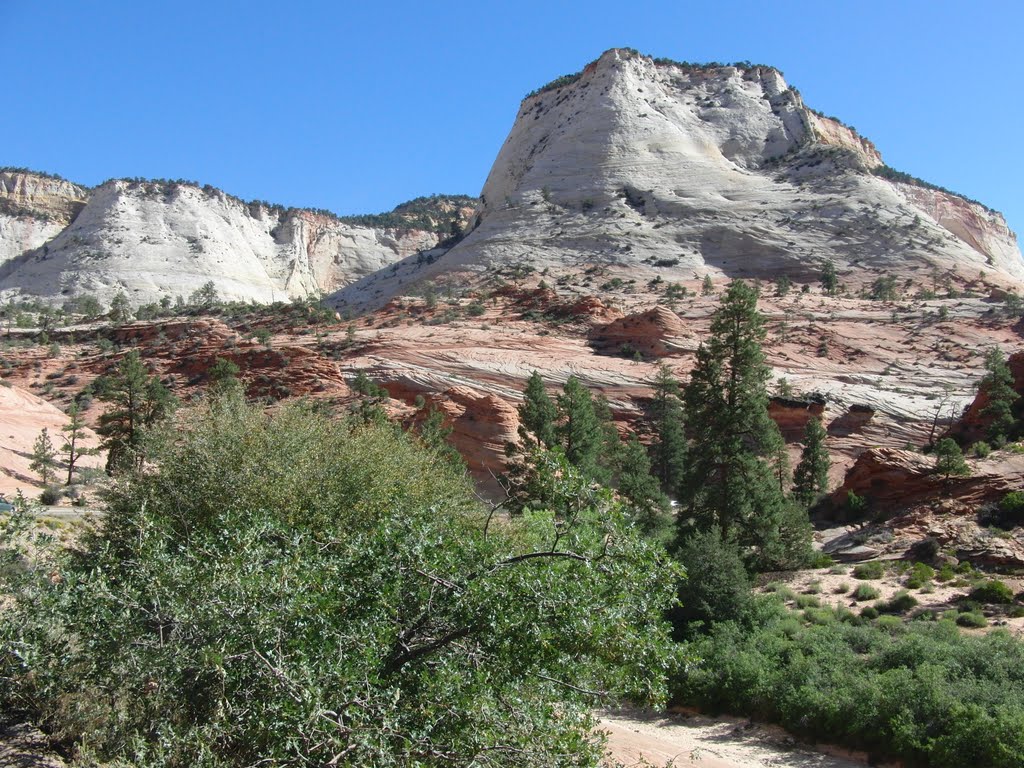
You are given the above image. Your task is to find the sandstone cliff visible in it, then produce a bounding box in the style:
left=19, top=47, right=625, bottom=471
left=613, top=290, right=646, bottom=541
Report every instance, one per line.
left=0, top=172, right=473, bottom=308
left=335, top=49, right=1022, bottom=310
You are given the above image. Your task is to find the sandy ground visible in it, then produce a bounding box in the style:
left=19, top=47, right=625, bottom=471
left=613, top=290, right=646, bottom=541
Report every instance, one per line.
left=601, top=709, right=877, bottom=768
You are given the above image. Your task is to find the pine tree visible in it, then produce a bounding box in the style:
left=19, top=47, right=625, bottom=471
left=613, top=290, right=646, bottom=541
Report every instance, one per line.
left=518, top=371, right=557, bottom=448
left=416, top=406, right=463, bottom=469
left=62, top=403, right=97, bottom=485
left=96, top=351, right=176, bottom=473
left=208, top=357, right=242, bottom=397
left=556, top=376, right=604, bottom=481
left=648, top=363, right=686, bottom=494
left=792, top=416, right=830, bottom=507
left=108, top=291, right=132, bottom=324
left=979, top=347, right=1017, bottom=445
left=30, top=428, right=57, bottom=486
left=701, top=275, right=714, bottom=295
left=617, top=435, right=670, bottom=538
left=820, top=259, right=839, bottom=295
left=677, top=280, right=809, bottom=571
left=934, top=438, right=970, bottom=480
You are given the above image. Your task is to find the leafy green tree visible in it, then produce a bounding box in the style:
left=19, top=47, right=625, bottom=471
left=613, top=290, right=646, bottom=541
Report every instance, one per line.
left=701, top=274, right=714, bottom=295
left=556, top=376, right=605, bottom=481
left=0, top=398, right=678, bottom=767
left=95, top=351, right=176, bottom=473
left=792, top=417, right=830, bottom=507
left=518, top=370, right=557, bottom=447
left=820, top=259, right=838, bottom=295
left=669, top=527, right=752, bottom=635
left=29, top=428, right=57, bottom=486
left=648, top=364, right=686, bottom=494
left=61, top=403, right=97, bottom=485
left=980, top=347, right=1018, bottom=445
left=677, top=280, right=810, bottom=571
left=934, top=438, right=970, bottom=480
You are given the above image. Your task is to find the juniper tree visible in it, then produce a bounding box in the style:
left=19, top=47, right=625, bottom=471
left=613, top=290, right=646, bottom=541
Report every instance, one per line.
left=792, top=416, right=830, bottom=508
left=677, top=280, right=810, bottom=571
left=980, top=347, right=1017, bottom=445
left=108, top=291, right=132, bottom=324
left=647, top=363, right=686, bottom=494
left=518, top=370, right=557, bottom=448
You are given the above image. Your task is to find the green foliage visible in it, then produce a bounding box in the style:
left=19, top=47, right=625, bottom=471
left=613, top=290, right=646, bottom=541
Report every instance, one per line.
left=853, top=560, right=885, bottom=580
left=974, top=441, right=992, bottom=458
left=869, top=274, right=899, bottom=301
left=678, top=281, right=810, bottom=571
left=414, top=406, right=463, bottom=469
left=996, top=490, right=1024, bottom=528
left=905, top=562, right=936, bottom=589
left=876, top=590, right=918, bottom=614
left=980, top=347, right=1019, bottom=445
left=29, top=428, right=57, bottom=486
left=673, top=598, right=1024, bottom=767
left=853, top=583, right=881, bottom=601
left=616, top=435, right=671, bottom=540
left=970, top=579, right=1016, bottom=605
left=647, top=364, right=686, bottom=495
left=188, top=280, right=220, bottom=308
left=556, top=376, right=607, bottom=483
left=791, top=417, right=830, bottom=508
left=0, top=398, right=679, bottom=767
left=108, top=290, right=132, bottom=324
left=701, top=274, right=714, bottom=295
left=934, top=437, right=970, bottom=480
left=819, top=259, right=838, bottom=295
left=518, top=370, right=558, bottom=448
left=94, top=350, right=176, bottom=473
left=61, top=403, right=97, bottom=486
left=956, top=611, right=989, bottom=628
left=669, top=527, right=752, bottom=636
left=775, top=275, right=791, bottom=297
left=207, top=357, right=242, bottom=397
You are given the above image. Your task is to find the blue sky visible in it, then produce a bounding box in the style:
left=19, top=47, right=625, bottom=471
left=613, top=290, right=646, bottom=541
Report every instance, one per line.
left=3, top=1, right=1022, bottom=237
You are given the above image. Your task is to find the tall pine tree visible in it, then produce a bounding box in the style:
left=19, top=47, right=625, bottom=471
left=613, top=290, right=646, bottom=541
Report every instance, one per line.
left=96, top=351, right=176, bottom=473
left=677, top=280, right=809, bottom=571
left=792, top=416, right=830, bottom=508
left=648, top=364, right=686, bottom=495
left=518, top=371, right=557, bottom=448
left=979, top=347, right=1018, bottom=445
left=556, top=376, right=604, bottom=481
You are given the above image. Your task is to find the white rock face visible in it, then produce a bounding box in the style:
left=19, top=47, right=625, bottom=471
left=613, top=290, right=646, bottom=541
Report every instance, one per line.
left=336, top=49, right=1023, bottom=309
left=0, top=176, right=466, bottom=307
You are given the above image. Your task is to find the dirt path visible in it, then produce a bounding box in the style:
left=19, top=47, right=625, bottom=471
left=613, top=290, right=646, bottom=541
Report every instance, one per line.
left=601, top=709, right=878, bottom=768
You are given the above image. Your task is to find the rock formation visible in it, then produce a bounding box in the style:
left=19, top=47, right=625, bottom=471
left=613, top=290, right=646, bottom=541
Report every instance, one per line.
left=0, top=170, right=474, bottom=308
left=335, top=49, right=1022, bottom=310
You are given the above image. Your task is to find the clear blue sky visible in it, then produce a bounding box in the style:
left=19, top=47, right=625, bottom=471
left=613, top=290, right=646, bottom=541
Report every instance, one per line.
left=3, top=1, right=1021, bottom=238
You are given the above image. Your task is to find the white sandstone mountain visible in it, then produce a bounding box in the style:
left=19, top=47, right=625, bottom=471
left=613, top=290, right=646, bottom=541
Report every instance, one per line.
left=335, top=48, right=1022, bottom=309
left=0, top=169, right=473, bottom=308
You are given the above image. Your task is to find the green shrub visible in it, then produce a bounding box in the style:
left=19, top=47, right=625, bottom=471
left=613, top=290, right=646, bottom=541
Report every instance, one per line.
left=877, top=590, right=919, bottom=615
left=970, top=579, right=1016, bottom=605
left=834, top=582, right=850, bottom=594
left=0, top=398, right=677, bottom=767
left=973, top=441, right=992, bottom=458
left=38, top=486, right=60, bottom=506
left=794, top=593, right=821, bottom=609
left=673, top=595, right=1024, bottom=767
left=906, top=562, right=936, bottom=589
left=853, top=560, right=885, bottom=580
left=955, top=611, right=988, bottom=628
left=860, top=605, right=880, bottom=619
left=853, top=583, right=881, bottom=601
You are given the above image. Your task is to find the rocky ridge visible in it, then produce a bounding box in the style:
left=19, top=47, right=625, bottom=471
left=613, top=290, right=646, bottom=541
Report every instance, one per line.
left=336, top=49, right=1022, bottom=310
left=0, top=169, right=474, bottom=308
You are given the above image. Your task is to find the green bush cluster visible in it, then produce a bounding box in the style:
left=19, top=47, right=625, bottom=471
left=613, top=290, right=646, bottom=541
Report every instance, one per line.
left=0, top=398, right=677, bottom=767
left=674, top=599, right=1024, bottom=767
left=853, top=560, right=885, bottom=580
